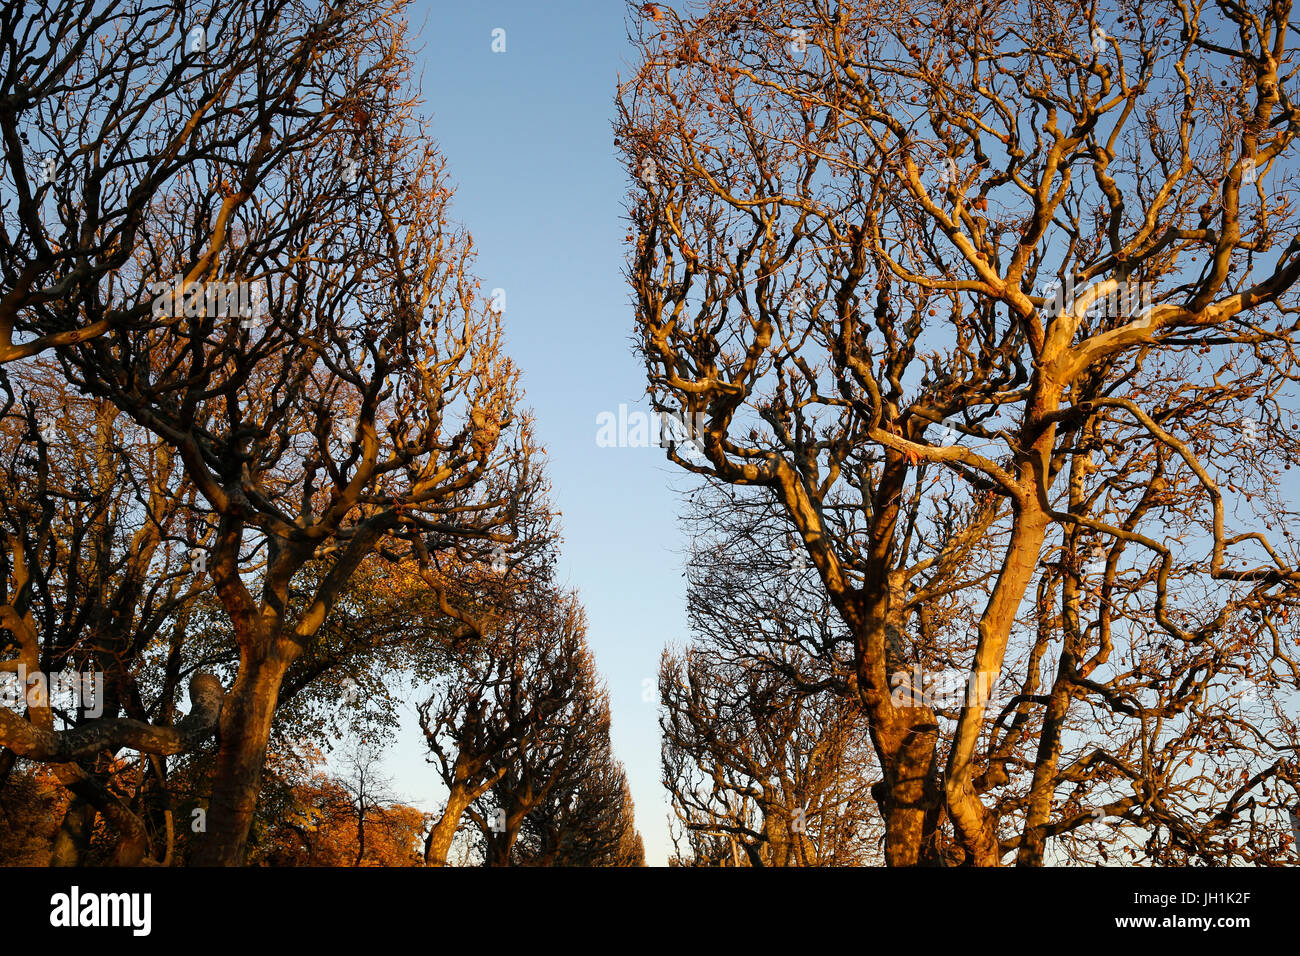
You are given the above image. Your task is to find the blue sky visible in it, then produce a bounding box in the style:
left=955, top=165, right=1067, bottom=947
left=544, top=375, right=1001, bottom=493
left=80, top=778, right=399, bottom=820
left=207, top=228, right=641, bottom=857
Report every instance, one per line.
left=369, top=0, right=687, bottom=865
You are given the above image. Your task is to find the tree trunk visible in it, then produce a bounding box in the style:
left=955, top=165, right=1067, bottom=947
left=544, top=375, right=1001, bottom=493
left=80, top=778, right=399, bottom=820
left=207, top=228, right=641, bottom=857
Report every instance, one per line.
left=765, top=812, right=793, bottom=866
left=192, top=648, right=292, bottom=866
left=858, top=615, right=943, bottom=866
left=484, top=806, right=527, bottom=867
left=1018, top=423, right=1097, bottom=865
left=943, top=495, right=1052, bottom=866
left=1017, top=601, right=1085, bottom=865
left=1015, top=677, right=1072, bottom=866
left=484, top=821, right=522, bottom=866
left=354, top=805, right=366, bottom=867
left=872, top=715, right=941, bottom=866
left=424, top=789, right=473, bottom=866
left=50, top=796, right=97, bottom=866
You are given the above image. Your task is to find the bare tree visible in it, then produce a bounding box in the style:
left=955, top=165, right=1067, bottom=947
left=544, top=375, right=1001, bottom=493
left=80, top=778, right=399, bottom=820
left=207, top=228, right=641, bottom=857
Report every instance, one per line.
left=464, top=599, right=609, bottom=867
left=512, top=711, right=645, bottom=867
left=0, top=0, right=392, bottom=363
left=661, top=643, right=880, bottom=866
left=2, top=1, right=551, bottom=865
left=417, top=586, right=594, bottom=867
left=334, top=738, right=397, bottom=867
left=619, top=0, right=1300, bottom=865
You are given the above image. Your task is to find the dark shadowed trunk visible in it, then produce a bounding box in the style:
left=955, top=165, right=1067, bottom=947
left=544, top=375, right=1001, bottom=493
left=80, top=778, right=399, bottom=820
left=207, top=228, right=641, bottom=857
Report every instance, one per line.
left=50, top=796, right=97, bottom=866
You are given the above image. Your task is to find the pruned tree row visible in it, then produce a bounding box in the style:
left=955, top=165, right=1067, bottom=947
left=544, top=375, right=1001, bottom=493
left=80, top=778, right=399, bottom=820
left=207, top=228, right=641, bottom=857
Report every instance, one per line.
left=622, top=0, right=1300, bottom=866
left=0, top=0, right=641, bottom=867
left=419, top=582, right=644, bottom=867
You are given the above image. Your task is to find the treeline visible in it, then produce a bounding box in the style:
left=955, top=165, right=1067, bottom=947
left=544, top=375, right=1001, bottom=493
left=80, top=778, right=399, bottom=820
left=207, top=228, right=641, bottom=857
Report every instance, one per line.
left=0, top=0, right=640, bottom=866
left=626, top=0, right=1300, bottom=866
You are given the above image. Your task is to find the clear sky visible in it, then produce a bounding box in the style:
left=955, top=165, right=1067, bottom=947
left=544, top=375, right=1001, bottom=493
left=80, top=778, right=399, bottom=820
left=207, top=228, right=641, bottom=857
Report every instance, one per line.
left=366, top=0, right=688, bottom=865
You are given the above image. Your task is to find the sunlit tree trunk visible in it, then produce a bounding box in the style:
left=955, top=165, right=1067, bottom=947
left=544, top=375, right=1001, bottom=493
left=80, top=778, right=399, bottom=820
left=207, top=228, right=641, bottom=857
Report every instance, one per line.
left=194, top=649, right=294, bottom=866
left=423, top=789, right=475, bottom=867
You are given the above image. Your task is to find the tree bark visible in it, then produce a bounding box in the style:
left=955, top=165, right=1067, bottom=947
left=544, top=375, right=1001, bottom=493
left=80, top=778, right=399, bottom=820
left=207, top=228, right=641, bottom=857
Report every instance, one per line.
left=50, top=796, right=97, bottom=866
left=424, top=789, right=474, bottom=867
left=1017, top=559, right=1087, bottom=865
left=484, top=808, right=526, bottom=867
left=192, top=649, right=292, bottom=866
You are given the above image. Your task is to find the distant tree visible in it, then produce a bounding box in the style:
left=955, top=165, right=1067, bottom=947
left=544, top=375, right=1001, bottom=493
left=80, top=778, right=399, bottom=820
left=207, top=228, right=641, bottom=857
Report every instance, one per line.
left=661, top=644, right=880, bottom=866
left=470, top=602, right=610, bottom=868
left=512, top=723, right=646, bottom=867
left=334, top=740, right=397, bottom=867
left=673, top=478, right=992, bottom=865
left=418, top=587, right=595, bottom=867
left=249, top=743, right=423, bottom=867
